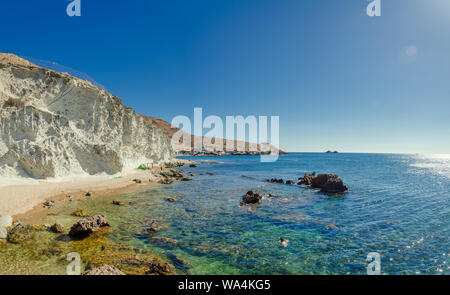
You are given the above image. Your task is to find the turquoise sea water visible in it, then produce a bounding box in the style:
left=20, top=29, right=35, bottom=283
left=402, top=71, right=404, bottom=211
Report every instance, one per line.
left=109, top=153, right=449, bottom=274
left=4, top=153, right=448, bottom=275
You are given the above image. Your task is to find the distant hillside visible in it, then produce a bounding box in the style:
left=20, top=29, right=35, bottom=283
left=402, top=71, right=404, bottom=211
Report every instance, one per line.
left=142, top=116, right=286, bottom=155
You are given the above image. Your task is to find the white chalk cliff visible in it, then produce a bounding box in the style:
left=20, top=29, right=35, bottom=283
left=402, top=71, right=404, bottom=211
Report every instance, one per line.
left=0, top=53, right=174, bottom=179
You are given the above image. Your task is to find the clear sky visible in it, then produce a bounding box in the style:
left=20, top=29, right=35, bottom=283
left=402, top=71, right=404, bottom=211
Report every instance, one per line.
left=1, top=0, right=449, bottom=153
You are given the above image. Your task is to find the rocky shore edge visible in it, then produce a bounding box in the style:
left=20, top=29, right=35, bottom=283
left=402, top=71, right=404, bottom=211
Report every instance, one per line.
left=0, top=159, right=201, bottom=275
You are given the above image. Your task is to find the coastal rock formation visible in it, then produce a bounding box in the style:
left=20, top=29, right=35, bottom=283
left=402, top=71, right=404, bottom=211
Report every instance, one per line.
left=7, top=224, right=35, bottom=243
left=68, top=215, right=109, bottom=238
left=50, top=222, right=65, bottom=233
left=242, top=190, right=263, bottom=204
left=299, top=173, right=348, bottom=194
left=0, top=53, right=174, bottom=180
left=298, top=172, right=316, bottom=186
left=267, top=178, right=284, bottom=184
left=84, top=265, right=125, bottom=275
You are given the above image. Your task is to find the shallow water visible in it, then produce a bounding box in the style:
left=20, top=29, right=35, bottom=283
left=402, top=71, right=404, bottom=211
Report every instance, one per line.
left=1, top=153, right=449, bottom=274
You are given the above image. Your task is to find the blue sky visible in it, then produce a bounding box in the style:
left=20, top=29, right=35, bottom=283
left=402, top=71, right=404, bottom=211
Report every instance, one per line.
left=1, top=0, right=449, bottom=153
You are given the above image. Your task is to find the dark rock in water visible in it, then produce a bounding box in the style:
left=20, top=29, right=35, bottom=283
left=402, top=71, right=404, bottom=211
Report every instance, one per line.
left=69, top=215, right=109, bottom=238
left=242, top=190, right=263, bottom=204
left=146, top=220, right=168, bottom=234
left=112, top=200, right=125, bottom=206
left=205, top=172, right=214, bottom=176
left=286, top=180, right=294, bottom=185
left=166, top=196, right=178, bottom=202
left=133, top=179, right=142, bottom=184
left=311, top=174, right=348, bottom=193
left=180, top=177, right=193, bottom=181
left=150, top=236, right=178, bottom=249
left=7, top=224, right=35, bottom=243
left=267, top=178, right=284, bottom=184
left=298, top=173, right=316, bottom=186
left=325, top=224, right=339, bottom=231
left=189, top=164, right=197, bottom=168
left=158, top=177, right=174, bottom=185
left=148, top=260, right=176, bottom=275
left=298, top=172, right=347, bottom=193
left=50, top=222, right=65, bottom=233
left=84, top=265, right=125, bottom=275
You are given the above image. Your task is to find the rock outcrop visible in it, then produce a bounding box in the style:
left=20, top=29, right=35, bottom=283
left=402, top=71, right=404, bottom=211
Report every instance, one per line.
left=7, top=224, right=35, bottom=243
left=68, top=215, right=109, bottom=238
left=84, top=265, right=125, bottom=275
left=298, top=173, right=348, bottom=194
left=0, top=53, right=174, bottom=179
left=242, top=190, right=263, bottom=204
left=297, top=172, right=316, bottom=186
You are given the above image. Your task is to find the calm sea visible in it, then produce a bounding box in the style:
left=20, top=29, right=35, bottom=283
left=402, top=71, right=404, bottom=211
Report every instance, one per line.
left=3, top=153, right=448, bottom=274
left=117, top=153, right=449, bottom=274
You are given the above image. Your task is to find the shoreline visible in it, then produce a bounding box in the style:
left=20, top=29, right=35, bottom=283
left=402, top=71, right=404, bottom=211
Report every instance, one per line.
left=1, top=160, right=193, bottom=221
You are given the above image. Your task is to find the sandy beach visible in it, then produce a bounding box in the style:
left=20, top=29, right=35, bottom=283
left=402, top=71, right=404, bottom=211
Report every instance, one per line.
left=0, top=169, right=163, bottom=219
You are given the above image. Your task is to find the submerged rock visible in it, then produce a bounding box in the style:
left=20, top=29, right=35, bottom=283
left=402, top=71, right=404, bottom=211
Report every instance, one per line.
left=205, top=172, right=214, bottom=176
left=68, top=215, right=109, bottom=238
left=286, top=180, right=294, bottom=185
left=50, top=223, right=65, bottom=233
left=267, top=178, right=284, bottom=184
left=84, top=265, right=125, bottom=275
left=32, top=224, right=50, bottom=231
left=7, top=224, right=35, bottom=244
left=150, top=236, right=178, bottom=249
left=325, top=224, right=339, bottom=231
left=166, top=197, right=178, bottom=202
left=72, top=209, right=93, bottom=217
left=242, top=190, right=263, bottom=204
left=146, top=220, right=168, bottom=234
left=112, top=200, right=125, bottom=206
left=71, top=232, right=175, bottom=275
left=189, top=164, right=197, bottom=168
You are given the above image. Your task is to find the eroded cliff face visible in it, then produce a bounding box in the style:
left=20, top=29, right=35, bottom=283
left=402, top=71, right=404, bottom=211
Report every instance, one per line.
left=0, top=53, right=174, bottom=179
